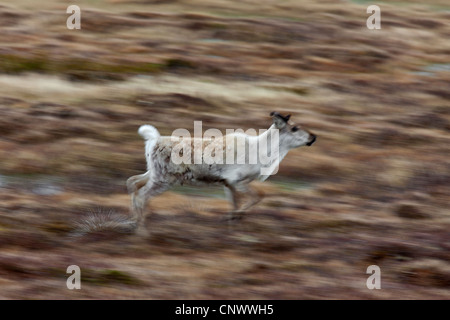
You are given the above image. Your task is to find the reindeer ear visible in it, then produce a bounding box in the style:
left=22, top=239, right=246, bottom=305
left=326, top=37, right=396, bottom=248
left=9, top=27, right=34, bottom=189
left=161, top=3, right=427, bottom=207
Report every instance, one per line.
left=271, top=111, right=287, bottom=129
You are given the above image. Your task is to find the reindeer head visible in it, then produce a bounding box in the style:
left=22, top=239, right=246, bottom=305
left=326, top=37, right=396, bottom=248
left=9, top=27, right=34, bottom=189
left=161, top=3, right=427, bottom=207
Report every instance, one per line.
left=270, top=111, right=316, bottom=148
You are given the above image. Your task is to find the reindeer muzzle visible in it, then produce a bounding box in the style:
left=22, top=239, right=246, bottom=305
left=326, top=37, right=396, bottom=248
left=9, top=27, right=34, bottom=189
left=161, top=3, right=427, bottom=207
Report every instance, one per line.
left=306, top=134, right=316, bottom=146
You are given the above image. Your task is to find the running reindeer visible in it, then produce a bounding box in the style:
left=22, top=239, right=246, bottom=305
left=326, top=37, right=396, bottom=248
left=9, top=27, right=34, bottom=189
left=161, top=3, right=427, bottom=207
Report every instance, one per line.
left=127, top=112, right=316, bottom=232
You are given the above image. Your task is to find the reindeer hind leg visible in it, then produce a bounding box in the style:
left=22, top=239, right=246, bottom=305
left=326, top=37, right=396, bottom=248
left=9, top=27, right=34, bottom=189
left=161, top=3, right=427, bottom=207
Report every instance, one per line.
left=131, top=179, right=171, bottom=232
left=127, top=171, right=150, bottom=194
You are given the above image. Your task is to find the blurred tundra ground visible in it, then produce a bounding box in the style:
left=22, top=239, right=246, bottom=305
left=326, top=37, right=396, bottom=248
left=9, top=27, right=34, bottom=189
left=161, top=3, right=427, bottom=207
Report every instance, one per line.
left=0, top=0, right=449, bottom=299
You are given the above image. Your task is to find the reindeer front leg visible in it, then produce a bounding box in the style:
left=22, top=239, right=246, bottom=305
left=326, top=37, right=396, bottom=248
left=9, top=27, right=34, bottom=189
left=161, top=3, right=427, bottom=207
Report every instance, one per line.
left=239, top=184, right=264, bottom=212
left=224, top=182, right=264, bottom=220
left=224, top=183, right=242, bottom=220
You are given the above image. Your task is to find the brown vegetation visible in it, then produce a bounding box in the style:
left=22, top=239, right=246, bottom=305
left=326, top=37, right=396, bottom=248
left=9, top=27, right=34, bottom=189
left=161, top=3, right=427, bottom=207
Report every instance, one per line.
left=0, top=0, right=448, bottom=299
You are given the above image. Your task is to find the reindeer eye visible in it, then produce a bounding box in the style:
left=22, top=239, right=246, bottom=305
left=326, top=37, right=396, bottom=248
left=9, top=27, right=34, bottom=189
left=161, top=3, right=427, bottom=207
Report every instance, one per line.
left=291, top=126, right=299, bottom=132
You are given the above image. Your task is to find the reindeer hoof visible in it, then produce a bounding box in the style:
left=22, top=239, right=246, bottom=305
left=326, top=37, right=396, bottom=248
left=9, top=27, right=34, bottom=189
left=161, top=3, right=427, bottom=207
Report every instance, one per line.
left=223, top=211, right=245, bottom=222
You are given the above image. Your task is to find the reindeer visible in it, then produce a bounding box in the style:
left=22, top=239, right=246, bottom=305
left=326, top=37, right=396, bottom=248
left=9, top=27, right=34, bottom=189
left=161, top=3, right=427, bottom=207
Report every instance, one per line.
left=127, top=112, right=316, bottom=232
